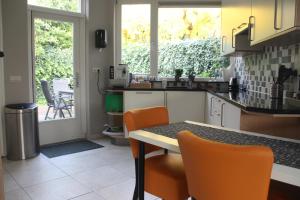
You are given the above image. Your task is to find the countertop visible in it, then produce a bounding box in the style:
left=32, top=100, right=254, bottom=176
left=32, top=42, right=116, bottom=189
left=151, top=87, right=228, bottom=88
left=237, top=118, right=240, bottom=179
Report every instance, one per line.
left=106, top=87, right=300, bottom=114
left=210, top=91, right=300, bottom=114
left=106, top=87, right=207, bottom=92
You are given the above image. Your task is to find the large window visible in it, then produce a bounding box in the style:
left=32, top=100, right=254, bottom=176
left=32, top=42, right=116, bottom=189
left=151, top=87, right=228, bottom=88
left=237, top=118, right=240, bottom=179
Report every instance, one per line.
left=116, top=1, right=228, bottom=78
left=158, top=7, right=223, bottom=77
left=28, top=0, right=82, bottom=13
left=121, top=4, right=151, bottom=74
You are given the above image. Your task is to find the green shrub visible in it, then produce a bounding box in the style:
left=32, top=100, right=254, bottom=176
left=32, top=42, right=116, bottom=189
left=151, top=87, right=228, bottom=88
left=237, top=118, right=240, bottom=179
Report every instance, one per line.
left=122, top=38, right=229, bottom=77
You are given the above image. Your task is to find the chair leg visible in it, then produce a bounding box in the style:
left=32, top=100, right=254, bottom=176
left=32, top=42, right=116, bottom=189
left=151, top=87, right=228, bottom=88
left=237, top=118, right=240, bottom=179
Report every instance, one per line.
left=60, top=109, right=65, bottom=118
left=133, top=158, right=139, bottom=200
left=66, top=108, right=72, bottom=117
left=45, top=106, right=51, bottom=120
left=54, top=109, right=58, bottom=119
left=164, top=149, right=168, bottom=154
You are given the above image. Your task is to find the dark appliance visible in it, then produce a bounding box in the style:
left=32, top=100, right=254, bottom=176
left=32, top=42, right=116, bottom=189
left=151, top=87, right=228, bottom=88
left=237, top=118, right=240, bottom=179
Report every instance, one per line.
left=95, top=29, right=107, bottom=49
left=229, top=77, right=239, bottom=92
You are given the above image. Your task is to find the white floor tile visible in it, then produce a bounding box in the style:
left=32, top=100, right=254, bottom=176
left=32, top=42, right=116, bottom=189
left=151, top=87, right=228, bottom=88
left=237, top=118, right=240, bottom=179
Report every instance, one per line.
left=71, top=165, right=130, bottom=190
left=91, top=148, right=132, bottom=165
left=3, top=139, right=147, bottom=200
left=10, top=162, right=67, bottom=187
left=70, top=192, right=105, bottom=200
left=96, top=178, right=158, bottom=200
left=110, top=158, right=135, bottom=178
left=3, top=172, right=20, bottom=193
left=5, top=188, right=31, bottom=200
left=50, top=152, right=108, bottom=174
left=24, top=176, right=91, bottom=200
left=5, top=155, right=50, bottom=173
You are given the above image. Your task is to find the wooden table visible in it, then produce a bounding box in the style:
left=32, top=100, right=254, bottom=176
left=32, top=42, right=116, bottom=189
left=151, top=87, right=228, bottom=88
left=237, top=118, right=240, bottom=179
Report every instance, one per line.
left=129, top=121, right=300, bottom=200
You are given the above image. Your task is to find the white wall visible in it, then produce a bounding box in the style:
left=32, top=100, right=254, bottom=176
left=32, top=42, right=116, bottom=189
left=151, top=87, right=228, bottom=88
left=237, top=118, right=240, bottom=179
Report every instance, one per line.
left=85, top=0, right=114, bottom=138
left=2, top=0, right=31, bottom=104
left=0, top=0, right=6, bottom=156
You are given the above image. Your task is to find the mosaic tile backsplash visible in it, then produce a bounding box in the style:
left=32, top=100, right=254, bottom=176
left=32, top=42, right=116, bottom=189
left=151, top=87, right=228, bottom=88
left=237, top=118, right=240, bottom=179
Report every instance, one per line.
left=234, top=43, right=300, bottom=94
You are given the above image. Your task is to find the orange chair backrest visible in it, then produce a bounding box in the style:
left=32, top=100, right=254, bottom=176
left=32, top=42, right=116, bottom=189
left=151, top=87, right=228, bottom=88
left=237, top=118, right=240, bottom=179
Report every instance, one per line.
left=124, top=106, right=169, bottom=158
left=177, top=131, right=274, bottom=200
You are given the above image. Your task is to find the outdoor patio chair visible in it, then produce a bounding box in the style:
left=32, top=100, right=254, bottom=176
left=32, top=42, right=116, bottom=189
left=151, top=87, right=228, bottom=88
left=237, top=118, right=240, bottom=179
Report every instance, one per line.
left=41, top=80, right=73, bottom=120
left=52, top=78, right=74, bottom=110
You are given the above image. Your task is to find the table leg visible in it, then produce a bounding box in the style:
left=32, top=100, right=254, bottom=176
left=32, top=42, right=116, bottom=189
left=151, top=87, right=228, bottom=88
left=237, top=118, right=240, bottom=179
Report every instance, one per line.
left=138, top=141, right=145, bottom=200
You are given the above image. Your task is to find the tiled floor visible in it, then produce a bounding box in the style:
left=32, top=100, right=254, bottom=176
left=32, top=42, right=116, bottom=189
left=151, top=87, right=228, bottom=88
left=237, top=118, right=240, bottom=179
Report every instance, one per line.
left=3, top=137, right=160, bottom=200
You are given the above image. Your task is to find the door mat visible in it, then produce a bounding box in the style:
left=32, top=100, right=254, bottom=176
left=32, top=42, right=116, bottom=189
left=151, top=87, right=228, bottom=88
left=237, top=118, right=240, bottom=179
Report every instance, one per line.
left=41, top=139, right=104, bottom=158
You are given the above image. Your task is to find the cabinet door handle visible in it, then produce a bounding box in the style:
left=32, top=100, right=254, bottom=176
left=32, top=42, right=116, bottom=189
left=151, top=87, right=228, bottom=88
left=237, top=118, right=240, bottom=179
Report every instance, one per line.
left=248, top=16, right=255, bottom=41
left=237, top=23, right=247, bottom=29
left=221, top=36, right=226, bottom=52
left=210, top=97, right=214, bottom=117
left=135, top=91, right=152, bottom=95
left=274, top=0, right=282, bottom=30
left=165, top=92, right=168, bottom=107
left=221, top=103, right=225, bottom=127
left=231, top=28, right=236, bottom=48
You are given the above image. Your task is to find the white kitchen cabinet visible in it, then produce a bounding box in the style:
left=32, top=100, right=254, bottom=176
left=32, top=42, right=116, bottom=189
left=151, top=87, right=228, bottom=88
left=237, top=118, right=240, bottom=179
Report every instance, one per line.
left=206, top=93, right=221, bottom=126
left=206, top=93, right=241, bottom=130
left=251, top=0, right=297, bottom=45
left=221, top=0, right=251, bottom=55
left=166, top=91, right=205, bottom=123
left=251, top=0, right=277, bottom=45
left=123, top=91, right=165, bottom=112
left=221, top=100, right=241, bottom=129
left=280, top=0, right=297, bottom=32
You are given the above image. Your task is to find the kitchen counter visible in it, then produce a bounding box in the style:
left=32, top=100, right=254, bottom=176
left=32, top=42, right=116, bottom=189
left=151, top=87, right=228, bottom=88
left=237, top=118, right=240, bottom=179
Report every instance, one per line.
left=211, top=91, right=300, bottom=114
left=106, top=87, right=207, bottom=92
left=107, top=88, right=300, bottom=114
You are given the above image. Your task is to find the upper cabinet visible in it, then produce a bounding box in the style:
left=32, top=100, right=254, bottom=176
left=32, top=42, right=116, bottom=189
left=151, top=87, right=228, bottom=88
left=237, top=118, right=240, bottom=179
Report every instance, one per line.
left=222, top=0, right=300, bottom=54
left=251, top=0, right=297, bottom=45
left=221, top=0, right=251, bottom=55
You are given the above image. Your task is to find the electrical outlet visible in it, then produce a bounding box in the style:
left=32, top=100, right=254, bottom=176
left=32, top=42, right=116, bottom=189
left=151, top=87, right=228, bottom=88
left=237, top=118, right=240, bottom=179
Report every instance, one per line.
left=92, top=67, right=101, bottom=72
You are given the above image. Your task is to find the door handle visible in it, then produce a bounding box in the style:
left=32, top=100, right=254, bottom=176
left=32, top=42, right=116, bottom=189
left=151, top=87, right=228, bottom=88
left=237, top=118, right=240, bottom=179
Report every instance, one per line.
left=221, top=103, right=225, bottom=127
left=210, top=97, right=214, bottom=117
left=165, top=92, right=168, bottom=107
left=237, top=23, right=247, bottom=29
left=231, top=28, right=236, bottom=48
left=135, top=91, right=153, bottom=95
left=274, top=0, right=282, bottom=30
left=75, top=72, right=80, bottom=88
left=248, top=16, right=255, bottom=41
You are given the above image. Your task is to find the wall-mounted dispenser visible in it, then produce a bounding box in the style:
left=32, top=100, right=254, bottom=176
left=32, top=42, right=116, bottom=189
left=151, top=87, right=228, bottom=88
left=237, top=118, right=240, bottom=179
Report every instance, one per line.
left=95, top=29, right=107, bottom=51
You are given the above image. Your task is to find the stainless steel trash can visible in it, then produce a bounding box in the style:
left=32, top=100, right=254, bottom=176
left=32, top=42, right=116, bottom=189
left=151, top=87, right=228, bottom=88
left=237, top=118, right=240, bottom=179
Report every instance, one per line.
left=5, top=103, right=40, bottom=160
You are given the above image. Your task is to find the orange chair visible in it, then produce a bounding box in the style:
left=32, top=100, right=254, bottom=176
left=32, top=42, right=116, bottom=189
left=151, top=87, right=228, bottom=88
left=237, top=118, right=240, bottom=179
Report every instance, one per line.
left=177, top=130, right=274, bottom=200
left=124, top=107, right=189, bottom=200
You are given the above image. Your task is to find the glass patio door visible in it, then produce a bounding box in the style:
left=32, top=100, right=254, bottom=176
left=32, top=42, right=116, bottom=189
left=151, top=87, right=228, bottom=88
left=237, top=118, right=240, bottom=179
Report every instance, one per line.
left=31, top=11, right=85, bottom=145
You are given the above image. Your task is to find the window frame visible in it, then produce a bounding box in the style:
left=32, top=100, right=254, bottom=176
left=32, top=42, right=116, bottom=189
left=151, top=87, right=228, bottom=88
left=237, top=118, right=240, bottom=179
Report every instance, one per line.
left=27, top=0, right=86, bottom=15
left=115, top=0, right=158, bottom=76
left=115, top=0, right=221, bottom=77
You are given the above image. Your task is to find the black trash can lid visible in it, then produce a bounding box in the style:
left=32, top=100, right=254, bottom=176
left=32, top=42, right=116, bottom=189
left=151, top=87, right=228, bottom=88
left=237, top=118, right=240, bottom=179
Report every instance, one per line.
left=6, top=103, right=37, bottom=110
